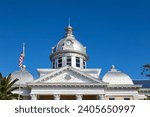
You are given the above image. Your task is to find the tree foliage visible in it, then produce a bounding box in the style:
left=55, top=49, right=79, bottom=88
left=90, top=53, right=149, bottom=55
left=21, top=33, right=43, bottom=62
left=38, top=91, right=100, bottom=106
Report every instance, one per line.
left=0, top=73, right=21, bottom=100
left=141, top=64, right=150, bottom=78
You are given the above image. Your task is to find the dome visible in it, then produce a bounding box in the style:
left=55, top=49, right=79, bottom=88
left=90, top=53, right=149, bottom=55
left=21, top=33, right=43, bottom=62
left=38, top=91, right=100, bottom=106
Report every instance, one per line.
left=11, top=65, right=34, bottom=85
left=103, top=65, right=133, bottom=84
left=55, top=36, right=86, bottom=55
left=50, top=25, right=88, bottom=60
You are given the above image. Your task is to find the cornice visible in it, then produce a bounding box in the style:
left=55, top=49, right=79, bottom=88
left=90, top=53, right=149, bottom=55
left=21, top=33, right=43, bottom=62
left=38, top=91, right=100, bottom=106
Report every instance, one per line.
left=50, top=50, right=88, bottom=60
left=139, top=88, right=150, bottom=92
left=107, top=84, right=142, bottom=89
left=27, top=82, right=107, bottom=88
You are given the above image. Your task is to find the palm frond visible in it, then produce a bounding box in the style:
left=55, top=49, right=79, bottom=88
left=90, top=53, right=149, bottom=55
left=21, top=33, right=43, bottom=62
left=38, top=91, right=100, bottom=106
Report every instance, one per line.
left=0, top=73, right=21, bottom=100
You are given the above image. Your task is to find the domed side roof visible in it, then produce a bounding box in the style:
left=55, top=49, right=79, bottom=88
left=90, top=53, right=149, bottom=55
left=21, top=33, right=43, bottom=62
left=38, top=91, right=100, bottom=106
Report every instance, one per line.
left=11, top=66, right=34, bottom=85
left=50, top=25, right=88, bottom=60
left=103, top=65, right=133, bottom=85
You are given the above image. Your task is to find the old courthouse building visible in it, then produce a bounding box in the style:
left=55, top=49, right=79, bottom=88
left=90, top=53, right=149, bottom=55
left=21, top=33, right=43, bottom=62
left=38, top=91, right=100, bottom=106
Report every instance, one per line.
left=11, top=25, right=150, bottom=100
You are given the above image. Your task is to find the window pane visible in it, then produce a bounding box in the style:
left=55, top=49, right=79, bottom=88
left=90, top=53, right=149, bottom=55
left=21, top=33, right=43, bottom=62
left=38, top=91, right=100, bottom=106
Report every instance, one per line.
left=58, top=57, right=62, bottom=68
left=124, top=98, right=130, bottom=100
left=67, top=56, right=71, bottom=66
left=76, top=57, right=80, bottom=67
left=58, top=64, right=62, bottom=67
left=83, top=60, right=86, bottom=68
left=76, top=63, right=80, bottom=67
left=67, top=63, right=71, bottom=66
left=109, top=98, right=115, bottom=100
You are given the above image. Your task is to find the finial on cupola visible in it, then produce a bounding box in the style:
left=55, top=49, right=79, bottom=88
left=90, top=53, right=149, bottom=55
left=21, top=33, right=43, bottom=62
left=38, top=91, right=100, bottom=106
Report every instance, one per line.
left=65, top=18, right=73, bottom=37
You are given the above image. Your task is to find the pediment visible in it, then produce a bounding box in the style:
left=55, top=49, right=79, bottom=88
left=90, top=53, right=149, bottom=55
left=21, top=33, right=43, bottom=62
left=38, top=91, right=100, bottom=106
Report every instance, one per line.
left=34, top=66, right=104, bottom=84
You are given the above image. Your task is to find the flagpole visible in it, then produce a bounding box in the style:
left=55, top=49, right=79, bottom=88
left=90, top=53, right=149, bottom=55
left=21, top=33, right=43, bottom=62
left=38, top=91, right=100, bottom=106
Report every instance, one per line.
left=18, top=68, right=22, bottom=100
left=18, top=43, right=25, bottom=100
left=23, top=43, right=25, bottom=57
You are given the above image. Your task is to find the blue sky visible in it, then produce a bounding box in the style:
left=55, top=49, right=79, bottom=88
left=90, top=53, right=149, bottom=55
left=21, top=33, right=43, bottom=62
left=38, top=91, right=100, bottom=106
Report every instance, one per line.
left=0, top=0, right=150, bottom=79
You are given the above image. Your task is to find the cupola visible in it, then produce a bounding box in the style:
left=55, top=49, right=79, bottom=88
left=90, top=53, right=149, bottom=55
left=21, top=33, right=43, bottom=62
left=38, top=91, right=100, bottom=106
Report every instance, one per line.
left=50, top=25, right=88, bottom=69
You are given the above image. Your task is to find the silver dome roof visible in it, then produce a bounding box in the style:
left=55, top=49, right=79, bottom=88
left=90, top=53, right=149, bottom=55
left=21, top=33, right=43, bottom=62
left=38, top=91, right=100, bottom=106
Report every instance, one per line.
left=11, top=66, right=34, bottom=85
left=50, top=25, right=88, bottom=60
left=103, top=65, right=133, bottom=85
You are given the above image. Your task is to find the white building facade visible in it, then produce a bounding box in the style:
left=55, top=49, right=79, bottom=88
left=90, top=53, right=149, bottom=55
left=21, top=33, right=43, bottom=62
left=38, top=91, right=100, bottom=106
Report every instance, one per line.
left=12, top=25, right=150, bottom=100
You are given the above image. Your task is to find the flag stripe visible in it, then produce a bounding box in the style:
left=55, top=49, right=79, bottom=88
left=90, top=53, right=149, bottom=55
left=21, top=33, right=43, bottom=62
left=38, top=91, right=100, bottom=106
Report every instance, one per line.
left=19, top=52, right=24, bottom=67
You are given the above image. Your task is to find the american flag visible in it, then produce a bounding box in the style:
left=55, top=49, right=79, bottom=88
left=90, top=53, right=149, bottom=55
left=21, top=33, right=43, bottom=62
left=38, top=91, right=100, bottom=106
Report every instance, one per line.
left=19, top=52, right=24, bottom=67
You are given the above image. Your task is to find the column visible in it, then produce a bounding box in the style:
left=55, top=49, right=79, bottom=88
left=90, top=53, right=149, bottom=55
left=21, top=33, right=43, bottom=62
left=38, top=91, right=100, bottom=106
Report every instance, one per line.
left=133, top=94, right=139, bottom=100
left=54, top=94, right=60, bottom=100
left=98, top=94, right=105, bottom=100
left=30, top=94, right=38, bottom=100
left=76, top=94, right=83, bottom=100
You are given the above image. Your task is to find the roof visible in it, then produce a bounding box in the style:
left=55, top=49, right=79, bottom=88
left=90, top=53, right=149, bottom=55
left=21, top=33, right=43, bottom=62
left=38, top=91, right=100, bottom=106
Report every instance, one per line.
left=133, top=80, right=150, bottom=88
left=103, top=65, right=133, bottom=85
left=11, top=66, right=34, bottom=85
left=34, top=65, right=107, bottom=85
left=50, top=25, right=88, bottom=60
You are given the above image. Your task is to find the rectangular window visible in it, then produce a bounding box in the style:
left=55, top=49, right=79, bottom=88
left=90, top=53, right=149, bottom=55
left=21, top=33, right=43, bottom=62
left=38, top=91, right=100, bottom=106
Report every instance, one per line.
left=124, top=98, right=130, bottom=100
left=76, top=57, right=80, bottom=67
left=109, top=98, right=115, bottom=100
left=58, top=57, right=62, bottom=68
left=83, top=60, right=86, bottom=69
left=67, top=56, right=71, bottom=66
